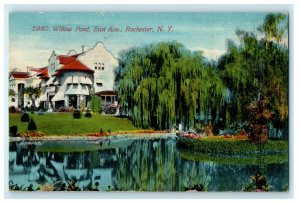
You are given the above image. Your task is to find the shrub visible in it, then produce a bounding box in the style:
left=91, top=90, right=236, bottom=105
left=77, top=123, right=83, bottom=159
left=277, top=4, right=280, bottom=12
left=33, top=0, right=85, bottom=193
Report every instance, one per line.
left=85, top=110, right=92, bottom=118
left=28, top=119, right=37, bottom=131
left=100, top=128, right=103, bottom=133
left=9, top=126, right=18, bottom=137
left=73, top=110, right=81, bottom=119
left=80, top=101, right=85, bottom=112
left=21, top=113, right=30, bottom=122
left=9, top=106, right=17, bottom=114
left=90, top=92, right=102, bottom=114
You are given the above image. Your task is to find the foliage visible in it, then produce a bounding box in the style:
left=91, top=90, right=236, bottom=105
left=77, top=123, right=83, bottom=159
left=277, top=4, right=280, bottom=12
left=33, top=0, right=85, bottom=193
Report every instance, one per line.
left=115, top=41, right=225, bottom=130
left=9, top=179, right=101, bottom=192
left=80, top=101, right=85, bottom=112
left=9, top=126, right=18, bottom=137
left=246, top=99, right=272, bottom=143
left=9, top=89, right=16, bottom=97
left=9, top=106, right=18, bottom=114
left=23, top=86, right=41, bottom=108
left=217, top=13, right=288, bottom=131
left=85, top=109, right=92, bottom=117
left=178, top=138, right=288, bottom=156
left=180, top=150, right=288, bottom=165
left=27, top=119, right=37, bottom=131
left=243, top=172, right=270, bottom=192
left=89, top=91, right=102, bottom=114
left=73, top=109, right=81, bottom=119
left=184, top=184, right=207, bottom=192
left=19, top=131, right=45, bottom=137
left=20, top=112, right=30, bottom=122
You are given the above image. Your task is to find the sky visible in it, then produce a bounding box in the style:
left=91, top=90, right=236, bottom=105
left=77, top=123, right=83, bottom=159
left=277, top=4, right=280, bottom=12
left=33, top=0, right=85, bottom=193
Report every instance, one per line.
left=9, top=12, right=275, bottom=71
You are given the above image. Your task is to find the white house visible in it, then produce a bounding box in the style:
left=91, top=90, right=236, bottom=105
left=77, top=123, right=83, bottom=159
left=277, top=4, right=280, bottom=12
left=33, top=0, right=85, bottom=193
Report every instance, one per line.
left=9, top=42, right=119, bottom=111
left=9, top=72, right=29, bottom=107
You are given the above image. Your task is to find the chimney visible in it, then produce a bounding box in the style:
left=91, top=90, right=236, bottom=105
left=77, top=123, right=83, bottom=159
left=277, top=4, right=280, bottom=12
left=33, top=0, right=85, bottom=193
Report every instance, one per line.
left=82, top=45, right=85, bottom=53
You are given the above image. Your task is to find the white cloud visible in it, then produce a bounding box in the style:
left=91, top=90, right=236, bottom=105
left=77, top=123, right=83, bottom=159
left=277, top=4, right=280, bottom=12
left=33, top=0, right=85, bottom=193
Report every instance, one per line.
left=198, top=48, right=226, bottom=60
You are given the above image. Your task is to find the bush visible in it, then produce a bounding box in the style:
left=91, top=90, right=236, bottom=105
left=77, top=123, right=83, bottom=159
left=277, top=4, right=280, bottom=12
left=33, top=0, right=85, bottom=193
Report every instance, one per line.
left=85, top=110, right=92, bottom=118
left=90, top=93, right=102, bottom=114
left=21, top=113, right=30, bottom=122
left=9, top=106, right=17, bottom=114
left=9, top=126, right=18, bottom=137
left=28, top=119, right=37, bottom=131
left=73, top=110, right=81, bottom=119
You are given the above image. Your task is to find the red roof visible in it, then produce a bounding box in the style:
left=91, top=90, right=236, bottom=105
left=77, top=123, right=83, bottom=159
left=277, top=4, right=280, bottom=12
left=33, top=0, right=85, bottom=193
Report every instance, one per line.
left=29, top=67, right=49, bottom=78
left=56, top=60, right=94, bottom=74
left=57, top=55, right=77, bottom=65
left=10, top=72, right=29, bottom=79
left=36, top=68, right=48, bottom=77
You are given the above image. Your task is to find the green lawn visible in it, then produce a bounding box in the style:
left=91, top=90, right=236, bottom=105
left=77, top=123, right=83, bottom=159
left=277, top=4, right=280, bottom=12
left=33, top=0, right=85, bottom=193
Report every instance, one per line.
left=9, top=113, right=139, bottom=135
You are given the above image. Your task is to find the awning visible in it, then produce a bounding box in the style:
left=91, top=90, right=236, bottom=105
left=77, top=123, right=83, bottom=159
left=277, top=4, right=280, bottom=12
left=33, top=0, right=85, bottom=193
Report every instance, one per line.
left=39, top=93, right=47, bottom=101
left=95, top=78, right=102, bottom=84
left=51, top=90, right=65, bottom=101
left=85, top=77, right=93, bottom=85
left=66, top=76, right=72, bottom=84
left=54, top=80, right=60, bottom=85
left=45, top=86, right=55, bottom=93
left=79, top=76, right=93, bottom=85
left=65, top=84, right=89, bottom=95
left=45, top=77, right=55, bottom=86
left=73, top=76, right=79, bottom=84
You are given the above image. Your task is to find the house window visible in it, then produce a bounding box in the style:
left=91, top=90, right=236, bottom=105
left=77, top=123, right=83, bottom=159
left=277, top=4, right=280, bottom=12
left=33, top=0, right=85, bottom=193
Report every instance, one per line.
left=11, top=98, right=15, bottom=102
left=101, top=96, right=105, bottom=101
left=94, top=62, right=105, bottom=70
left=97, top=83, right=103, bottom=87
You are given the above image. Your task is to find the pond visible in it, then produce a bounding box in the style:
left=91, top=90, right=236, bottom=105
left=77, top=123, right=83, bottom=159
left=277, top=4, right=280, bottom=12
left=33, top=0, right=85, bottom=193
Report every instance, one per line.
left=9, top=135, right=288, bottom=191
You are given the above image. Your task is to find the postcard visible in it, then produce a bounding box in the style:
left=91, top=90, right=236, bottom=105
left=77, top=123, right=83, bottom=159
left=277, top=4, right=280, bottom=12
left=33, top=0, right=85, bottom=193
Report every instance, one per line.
left=8, top=11, right=289, bottom=192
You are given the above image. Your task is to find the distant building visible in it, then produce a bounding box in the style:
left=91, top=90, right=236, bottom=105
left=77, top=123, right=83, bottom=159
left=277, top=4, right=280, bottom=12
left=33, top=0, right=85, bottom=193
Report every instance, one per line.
left=9, top=42, right=118, bottom=111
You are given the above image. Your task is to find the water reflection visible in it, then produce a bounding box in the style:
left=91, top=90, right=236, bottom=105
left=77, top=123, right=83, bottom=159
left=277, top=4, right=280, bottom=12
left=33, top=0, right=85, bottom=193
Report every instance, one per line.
left=9, top=137, right=288, bottom=191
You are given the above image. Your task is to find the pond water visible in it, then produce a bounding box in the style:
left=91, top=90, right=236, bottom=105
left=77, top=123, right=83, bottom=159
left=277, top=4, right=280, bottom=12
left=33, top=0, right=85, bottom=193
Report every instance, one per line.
left=9, top=136, right=288, bottom=191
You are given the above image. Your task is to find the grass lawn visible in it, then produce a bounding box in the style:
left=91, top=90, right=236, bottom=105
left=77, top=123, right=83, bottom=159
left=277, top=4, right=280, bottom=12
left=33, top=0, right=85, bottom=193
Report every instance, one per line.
left=9, top=113, right=139, bottom=135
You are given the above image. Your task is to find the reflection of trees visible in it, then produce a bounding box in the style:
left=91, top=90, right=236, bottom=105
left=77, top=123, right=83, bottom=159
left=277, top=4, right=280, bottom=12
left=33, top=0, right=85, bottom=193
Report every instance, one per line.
left=9, top=142, right=118, bottom=189
left=116, top=138, right=178, bottom=191
left=9, top=139, right=289, bottom=191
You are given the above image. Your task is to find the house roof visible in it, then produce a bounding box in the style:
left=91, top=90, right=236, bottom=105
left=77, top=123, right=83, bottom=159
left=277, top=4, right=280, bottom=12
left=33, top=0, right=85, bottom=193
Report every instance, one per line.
left=57, top=55, right=77, bottom=65
left=29, top=67, right=49, bottom=78
left=9, top=72, right=29, bottom=79
left=55, top=60, right=94, bottom=74
left=57, top=53, right=83, bottom=65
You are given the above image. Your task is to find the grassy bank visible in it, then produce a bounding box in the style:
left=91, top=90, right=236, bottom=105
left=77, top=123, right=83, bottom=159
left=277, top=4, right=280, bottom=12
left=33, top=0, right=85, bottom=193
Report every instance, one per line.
left=178, top=137, right=288, bottom=156
left=9, top=113, right=139, bottom=136
left=180, top=151, right=288, bottom=165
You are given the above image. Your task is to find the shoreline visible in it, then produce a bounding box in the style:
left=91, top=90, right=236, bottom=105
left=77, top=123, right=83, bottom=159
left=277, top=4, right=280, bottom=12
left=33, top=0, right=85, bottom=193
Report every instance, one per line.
left=9, top=132, right=177, bottom=142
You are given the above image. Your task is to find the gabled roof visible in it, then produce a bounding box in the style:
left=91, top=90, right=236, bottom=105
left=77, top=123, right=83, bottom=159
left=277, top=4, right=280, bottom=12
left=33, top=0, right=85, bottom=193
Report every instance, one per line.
left=57, top=53, right=83, bottom=65
left=57, top=55, right=77, bottom=65
left=55, top=60, right=94, bottom=74
left=9, top=72, right=29, bottom=79
left=29, top=67, right=49, bottom=79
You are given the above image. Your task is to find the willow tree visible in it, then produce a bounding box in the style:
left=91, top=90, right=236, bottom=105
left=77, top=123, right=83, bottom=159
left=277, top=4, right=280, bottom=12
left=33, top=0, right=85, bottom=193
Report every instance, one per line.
left=115, top=41, right=226, bottom=130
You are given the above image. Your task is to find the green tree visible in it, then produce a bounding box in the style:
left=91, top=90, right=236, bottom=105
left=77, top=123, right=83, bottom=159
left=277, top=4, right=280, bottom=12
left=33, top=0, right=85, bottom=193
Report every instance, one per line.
left=89, top=91, right=102, bottom=114
left=9, top=89, right=16, bottom=97
left=115, top=41, right=225, bottom=130
left=23, top=86, right=41, bottom=108
left=217, top=13, right=288, bottom=133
